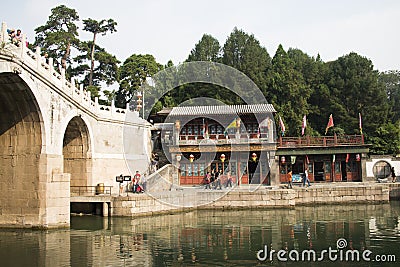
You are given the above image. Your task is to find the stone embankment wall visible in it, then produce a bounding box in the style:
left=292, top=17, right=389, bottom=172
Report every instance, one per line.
left=388, top=183, right=400, bottom=199
left=111, top=184, right=389, bottom=217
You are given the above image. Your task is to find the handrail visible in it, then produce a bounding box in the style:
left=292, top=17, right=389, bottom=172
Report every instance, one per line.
left=70, top=186, right=112, bottom=196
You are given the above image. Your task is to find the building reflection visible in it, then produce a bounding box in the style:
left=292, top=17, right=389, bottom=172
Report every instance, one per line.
left=0, top=203, right=399, bottom=266
left=96, top=204, right=400, bottom=266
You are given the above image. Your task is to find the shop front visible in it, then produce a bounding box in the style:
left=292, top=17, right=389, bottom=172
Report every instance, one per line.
left=278, top=153, right=363, bottom=184
left=177, top=150, right=273, bottom=186
left=276, top=135, right=368, bottom=184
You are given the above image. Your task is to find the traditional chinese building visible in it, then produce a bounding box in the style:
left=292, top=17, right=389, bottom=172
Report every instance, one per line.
left=163, top=104, right=277, bottom=185
left=157, top=104, right=369, bottom=186
left=276, top=135, right=368, bottom=184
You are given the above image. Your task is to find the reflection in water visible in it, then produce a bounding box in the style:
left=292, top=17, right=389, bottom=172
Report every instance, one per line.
left=0, top=202, right=399, bottom=266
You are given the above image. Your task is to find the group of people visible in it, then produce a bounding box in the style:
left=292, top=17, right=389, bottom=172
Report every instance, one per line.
left=7, top=28, right=25, bottom=47
left=203, top=169, right=234, bottom=190
left=287, top=169, right=311, bottom=189
left=130, top=171, right=146, bottom=193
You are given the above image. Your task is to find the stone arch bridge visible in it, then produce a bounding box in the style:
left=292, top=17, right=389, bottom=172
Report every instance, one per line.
left=0, top=23, right=151, bottom=228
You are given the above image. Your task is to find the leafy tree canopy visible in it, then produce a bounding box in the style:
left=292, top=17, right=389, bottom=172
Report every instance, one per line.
left=82, top=18, right=117, bottom=86
left=116, top=54, right=163, bottom=108
left=34, top=5, right=80, bottom=68
left=187, top=34, right=221, bottom=62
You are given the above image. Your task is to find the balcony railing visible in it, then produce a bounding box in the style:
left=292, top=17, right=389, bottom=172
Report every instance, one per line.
left=278, top=135, right=364, bottom=148
left=174, top=134, right=364, bottom=147
left=177, top=134, right=272, bottom=145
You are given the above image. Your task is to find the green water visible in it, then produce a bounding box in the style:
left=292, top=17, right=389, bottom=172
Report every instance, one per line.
left=0, top=202, right=399, bottom=266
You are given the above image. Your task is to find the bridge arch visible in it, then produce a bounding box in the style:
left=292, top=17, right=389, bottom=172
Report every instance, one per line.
left=62, top=116, right=92, bottom=187
left=0, top=72, right=45, bottom=226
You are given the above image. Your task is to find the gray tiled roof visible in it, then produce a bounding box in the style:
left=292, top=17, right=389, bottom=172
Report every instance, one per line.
left=169, top=104, right=276, bottom=116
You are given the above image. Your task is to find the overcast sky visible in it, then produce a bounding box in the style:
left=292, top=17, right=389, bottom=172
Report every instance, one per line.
left=2, top=0, right=399, bottom=71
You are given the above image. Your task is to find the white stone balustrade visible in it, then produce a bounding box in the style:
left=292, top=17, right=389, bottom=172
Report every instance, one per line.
left=0, top=21, right=132, bottom=122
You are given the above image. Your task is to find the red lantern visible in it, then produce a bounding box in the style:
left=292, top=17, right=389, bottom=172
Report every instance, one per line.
left=281, top=156, right=286, bottom=163
left=356, top=154, right=360, bottom=161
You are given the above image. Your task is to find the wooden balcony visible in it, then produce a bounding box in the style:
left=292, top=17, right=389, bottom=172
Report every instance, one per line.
left=177, top=134, right=271, bottom=145
left=175, top=134, right=364, bottom=148
left=278, top=135, right=364, bottom=148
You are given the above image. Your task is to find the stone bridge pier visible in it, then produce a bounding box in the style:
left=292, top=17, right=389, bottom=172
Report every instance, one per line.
left=0, top=22, right=151, bottom=228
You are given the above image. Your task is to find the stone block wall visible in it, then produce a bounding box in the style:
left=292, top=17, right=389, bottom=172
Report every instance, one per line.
left=295, top=184, right=389, bottom=204
left=110, top=184, right=389, bottom=217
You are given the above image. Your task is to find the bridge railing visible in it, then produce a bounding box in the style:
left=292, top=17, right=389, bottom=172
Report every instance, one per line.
left=0, top=21, right=135, bottom=122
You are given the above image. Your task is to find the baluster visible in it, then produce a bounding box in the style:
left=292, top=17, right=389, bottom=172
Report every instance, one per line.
left=35, top=46, right=41, bottom=69
left=111, top=99, right=115, bottom=114
left=86, top=91, right=91, bottom=104
left=0, top=22, right=7, bottom=43
left=95, top=97, right=99, bottom=109
left=20, top=34, right=26, bottom=57
left=80, top=84, right=84, bottom=102
left=61, top=68, right=65, bottom=87
left=48, top=57, right=53, bottom=75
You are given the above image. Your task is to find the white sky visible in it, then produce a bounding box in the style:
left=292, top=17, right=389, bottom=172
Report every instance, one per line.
left=2, top=0, right=400, bottom=71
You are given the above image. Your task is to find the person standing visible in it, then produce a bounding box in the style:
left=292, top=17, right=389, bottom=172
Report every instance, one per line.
left=140, top=173, right=147, bottom=191
left=288, top=171, right=293, bottom=189
left=304, top=169, right=311, bottom=187
left=210, top=169, right=216, bottom=188
left=214, top=169, right=222, bottom=190
left=204, top=172, right=211, bottom=189
left=391, top=167, right=396, bottom=183
left=226, top=171, right=233, bottom=188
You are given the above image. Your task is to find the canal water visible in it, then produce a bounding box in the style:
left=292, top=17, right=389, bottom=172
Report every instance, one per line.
left=0, top=202, right=399, bottom=267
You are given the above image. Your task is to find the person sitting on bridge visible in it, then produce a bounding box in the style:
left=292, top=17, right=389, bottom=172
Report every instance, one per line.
left=15, top=29, right=22, bottom=43
left=7, top=29, right=15, bottom=39
left=132, top=171, right=144, bottom=193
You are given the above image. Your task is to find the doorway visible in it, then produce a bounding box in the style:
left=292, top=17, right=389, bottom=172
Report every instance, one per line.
left=341, top=161, right=347, bottom=181
left=314, top=162, right=324, bottom=181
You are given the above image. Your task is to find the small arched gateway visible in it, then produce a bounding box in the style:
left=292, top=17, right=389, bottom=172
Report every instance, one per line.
left=63, top=116, right=92, bottom=187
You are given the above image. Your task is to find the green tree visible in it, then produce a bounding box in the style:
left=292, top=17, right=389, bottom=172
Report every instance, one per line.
left=369, top=122, right=400, bottom=155
left=117, top=54, right=163, bottom=108
left=325, top=53, right=389, bottom=136
left=222, top=27, right=271, bottom=95
left=287, top=49, right=325, bottom=135
left=187, top=34, right=221, bottom=62
left=379, top=70, right=400, bottom=122
left=34, top=5, right=79, bottom=69
left=269, top=44, right=311, bottom=136
left=82, top=18, right=117, bottom=86
left=69, top=41, right=119, bottom=101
